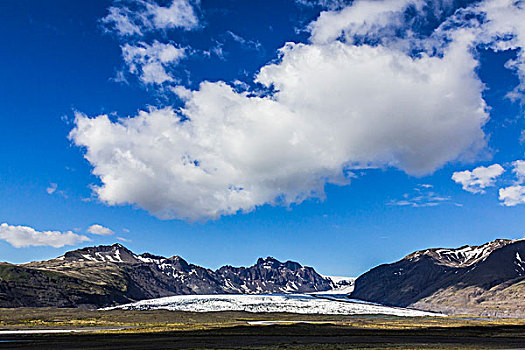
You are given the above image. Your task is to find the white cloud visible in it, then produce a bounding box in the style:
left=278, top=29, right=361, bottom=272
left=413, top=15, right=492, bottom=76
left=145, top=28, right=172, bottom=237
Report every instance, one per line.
left=296, top=0, right=350, bottom=10
left=46, top=183, right=57, bottom=194
left=431, top=0, right=525, bottom=100
left=309, top=0, right=525, bottom=101
left=0, top=223, right=90, bottom=248
left=116, top=236, right=132, bottom=242
left=72, top=0, right=525, bottom=221
left=145, top=0, right=198, bottom=31
left=512, top=160, right=525, bottom=183
left=102, top=0, right=199, bottom=37
left=308, top=0, right=417, bottom=45
left=102, top=6, right=143, bottom=36
left=102, top=0, right=199, bottom=86
left=452, top=164, right=505, bottom=193
left=87, top=224, right=114, bottom=235
left=122, top=41, right=186, bottom=84
left=499, top=185, right=525, bottom=206
left=226, top=31, right=262, bottom=51
left=476, top=0, right=525, bottom=100
left=497, top=160, right=525, bottom=206
left=71, top=31, right=487, bottom=220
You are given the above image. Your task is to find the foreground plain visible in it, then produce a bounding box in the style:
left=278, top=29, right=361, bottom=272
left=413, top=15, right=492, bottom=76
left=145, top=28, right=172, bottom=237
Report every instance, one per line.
left=1, top=309, right=525, bottom=349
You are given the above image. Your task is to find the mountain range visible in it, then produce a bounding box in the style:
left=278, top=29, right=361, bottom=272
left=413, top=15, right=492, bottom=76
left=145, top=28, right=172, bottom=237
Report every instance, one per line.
left=2, top=239, right=524, bottom=317
left=0, top=244, right=334, bottom=308
left=350, top=238, right=525, bottom=317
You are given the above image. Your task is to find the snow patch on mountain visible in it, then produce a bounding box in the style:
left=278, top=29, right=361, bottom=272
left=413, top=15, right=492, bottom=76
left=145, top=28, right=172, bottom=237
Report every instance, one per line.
left=406, top=239, right=520, bottom=267
left=515, top=252, right=525, bottom=275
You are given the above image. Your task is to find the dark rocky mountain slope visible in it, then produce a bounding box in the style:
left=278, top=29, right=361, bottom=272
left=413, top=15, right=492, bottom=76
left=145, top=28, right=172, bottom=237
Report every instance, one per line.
left=0, top=244, right=334, bottom=308
left=350, top=239, right=525, bottom=317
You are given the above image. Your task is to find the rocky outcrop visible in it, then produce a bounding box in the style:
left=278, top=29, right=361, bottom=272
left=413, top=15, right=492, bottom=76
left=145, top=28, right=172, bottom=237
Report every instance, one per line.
left=217, top=257, right=333, bottom=293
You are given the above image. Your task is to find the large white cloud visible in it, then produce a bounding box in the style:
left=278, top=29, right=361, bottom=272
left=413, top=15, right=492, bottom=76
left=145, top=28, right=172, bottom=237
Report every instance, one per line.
left=71, top=26, right=488, bottom=219
left=0, top=223, right=90, bottom=248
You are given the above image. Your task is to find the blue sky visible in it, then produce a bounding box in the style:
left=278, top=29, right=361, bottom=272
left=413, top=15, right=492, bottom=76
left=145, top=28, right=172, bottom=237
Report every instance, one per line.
left=1, top=0, right=525, bottom=276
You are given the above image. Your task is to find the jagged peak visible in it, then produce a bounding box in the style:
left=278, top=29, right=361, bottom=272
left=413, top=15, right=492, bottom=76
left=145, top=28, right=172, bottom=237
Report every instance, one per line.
left=165, top=255, right=191, bottom=269
left=257, top=256, right=280, bottom=265
left=168, top=255, right=185, bottom=261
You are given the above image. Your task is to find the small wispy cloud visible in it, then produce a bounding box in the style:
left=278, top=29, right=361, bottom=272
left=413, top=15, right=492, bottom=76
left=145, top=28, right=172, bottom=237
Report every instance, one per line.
left=46, top=183, right=58, bottom=194
left=295, top=0, right=349, bottom=10
left=388, top=184, right=452, bottom=208
left=111, top=70, right=129, bottom=84
left=520, top=130, right=525, bottom=145
left=226, top=31, right=262, bottom=51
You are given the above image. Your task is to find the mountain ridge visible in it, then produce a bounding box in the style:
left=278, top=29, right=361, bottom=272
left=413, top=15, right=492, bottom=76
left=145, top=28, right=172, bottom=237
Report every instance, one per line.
left=350, top=238, right=525, bottom=317
left=0, top=243, right=334, bottom=308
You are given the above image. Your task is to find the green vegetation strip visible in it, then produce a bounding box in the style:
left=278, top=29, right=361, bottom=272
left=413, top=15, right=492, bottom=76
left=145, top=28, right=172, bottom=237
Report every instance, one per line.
left=0, top=308, right=525, bottom=333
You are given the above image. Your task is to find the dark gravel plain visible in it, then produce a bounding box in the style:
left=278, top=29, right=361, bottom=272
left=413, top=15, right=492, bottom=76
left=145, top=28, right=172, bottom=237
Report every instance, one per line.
left=2, top=323, right=525, bottom=349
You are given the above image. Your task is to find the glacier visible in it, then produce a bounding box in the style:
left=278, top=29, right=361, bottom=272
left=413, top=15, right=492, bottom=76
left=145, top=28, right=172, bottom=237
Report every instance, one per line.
left=104, top=293, right=443, bottom=317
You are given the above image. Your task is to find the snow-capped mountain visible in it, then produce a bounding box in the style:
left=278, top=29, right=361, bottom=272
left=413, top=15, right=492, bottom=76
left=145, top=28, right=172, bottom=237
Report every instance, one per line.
left=1, top=244, right=334, bottom=308
left=351, top=238, right=525, bottom=317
